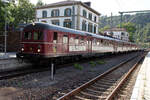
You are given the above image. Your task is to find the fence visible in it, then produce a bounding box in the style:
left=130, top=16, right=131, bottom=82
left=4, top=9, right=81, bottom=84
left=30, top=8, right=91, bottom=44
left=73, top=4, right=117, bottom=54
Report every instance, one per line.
left=0, top=31, right=20, bottom=52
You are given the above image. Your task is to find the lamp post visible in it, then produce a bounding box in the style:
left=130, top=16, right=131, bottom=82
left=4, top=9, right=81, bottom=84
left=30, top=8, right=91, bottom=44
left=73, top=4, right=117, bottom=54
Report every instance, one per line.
left=4, top=8, right=7, bottom=53
left=2, top=0, right=9, bottom=54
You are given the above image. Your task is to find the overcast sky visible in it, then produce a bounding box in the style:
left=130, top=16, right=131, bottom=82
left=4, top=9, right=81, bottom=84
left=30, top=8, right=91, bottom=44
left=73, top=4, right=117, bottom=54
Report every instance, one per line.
left=30, top=0, right=150, bottom=16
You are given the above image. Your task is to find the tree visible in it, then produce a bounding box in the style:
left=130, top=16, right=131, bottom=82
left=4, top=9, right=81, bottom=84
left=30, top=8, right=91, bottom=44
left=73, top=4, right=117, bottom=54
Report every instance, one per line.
left=36, top=0, right=44, bottom=7
left=117, top=22, right=136, bottom=42
left=16, top=0, right=35, bottom=24
left=99, top=25, right=110, bottom=34
left=0, top=0, right=35, bottom=31
left=0, top=0, right=5, bottom=30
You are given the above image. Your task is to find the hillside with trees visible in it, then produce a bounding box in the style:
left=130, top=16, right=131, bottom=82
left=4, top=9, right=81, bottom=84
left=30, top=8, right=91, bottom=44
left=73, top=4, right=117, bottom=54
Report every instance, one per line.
left=99, top=13, right=150, bottom=47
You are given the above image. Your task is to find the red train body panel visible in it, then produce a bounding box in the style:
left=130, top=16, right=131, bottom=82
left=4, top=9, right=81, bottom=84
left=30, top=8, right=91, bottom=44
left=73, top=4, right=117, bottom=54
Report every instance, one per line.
left=17, top=23, right=139, bottom=61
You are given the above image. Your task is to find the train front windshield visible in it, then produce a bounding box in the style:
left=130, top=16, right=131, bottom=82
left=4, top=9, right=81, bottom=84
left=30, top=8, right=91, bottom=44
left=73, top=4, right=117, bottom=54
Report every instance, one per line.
left=23, top=31, right=44, bottom=41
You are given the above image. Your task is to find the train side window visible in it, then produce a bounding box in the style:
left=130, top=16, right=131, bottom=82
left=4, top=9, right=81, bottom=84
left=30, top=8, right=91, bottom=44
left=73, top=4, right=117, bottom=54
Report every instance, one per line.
left=101, top=39, right=103, bottom=43
left=53, top=32, right=57, bottom=43
left=80, top=37, right=84, bottom=44
left=63, top=35, right=68, bottom=44
left=24, top=32, right=32, bottom=40
left=97, top=41, right=100, bottom=45
left=93, top=39, right=96, bottom=45
left=75, top=37, right=79, bottom=44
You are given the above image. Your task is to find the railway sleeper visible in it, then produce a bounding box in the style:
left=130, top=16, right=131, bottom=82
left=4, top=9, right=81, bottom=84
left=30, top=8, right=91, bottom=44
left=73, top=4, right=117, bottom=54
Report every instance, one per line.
left=73, top=95, right=91, bottom=100
left=94, top=82, right=116, bottom=88
left=96, top=81, right=116, bottom=85
left=75, top=91, right=100, bottom=100
left=90, top=85, right=113, bottom=93
left=98, top=78, right=118, bottom=83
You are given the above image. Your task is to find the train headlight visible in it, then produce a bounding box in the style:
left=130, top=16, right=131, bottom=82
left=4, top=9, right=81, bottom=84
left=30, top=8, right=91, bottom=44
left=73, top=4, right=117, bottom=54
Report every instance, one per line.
left=37, top=48, right=41, bottom=53
left=21, top=48, right=24, bottom=51
left=37, top=45, right=41, bottom=53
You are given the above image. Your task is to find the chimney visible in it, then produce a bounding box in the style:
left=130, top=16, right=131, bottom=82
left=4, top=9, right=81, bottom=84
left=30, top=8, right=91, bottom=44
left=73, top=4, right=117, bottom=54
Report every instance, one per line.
left=84, top=2, right=91, bottom=7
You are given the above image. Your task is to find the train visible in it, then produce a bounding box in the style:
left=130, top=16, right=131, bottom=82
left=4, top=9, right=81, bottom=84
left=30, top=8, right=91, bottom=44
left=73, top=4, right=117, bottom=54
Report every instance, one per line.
left=17, top=22, right=140, bottom=63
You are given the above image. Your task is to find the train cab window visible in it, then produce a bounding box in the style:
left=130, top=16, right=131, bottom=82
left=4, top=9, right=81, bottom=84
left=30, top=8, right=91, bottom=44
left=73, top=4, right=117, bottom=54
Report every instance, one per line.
left=53, top=32, right=57, bottom=43
left=63, top=35, right=68, bottom=44
left=24, top=32, right=32, bottom=40
left=34, top=31, right=43, bottom=40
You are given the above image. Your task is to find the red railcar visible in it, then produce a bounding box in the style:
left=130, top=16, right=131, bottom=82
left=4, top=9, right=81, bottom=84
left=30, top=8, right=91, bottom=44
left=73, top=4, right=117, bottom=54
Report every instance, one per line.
left=17, top=23, right=139, bottom=62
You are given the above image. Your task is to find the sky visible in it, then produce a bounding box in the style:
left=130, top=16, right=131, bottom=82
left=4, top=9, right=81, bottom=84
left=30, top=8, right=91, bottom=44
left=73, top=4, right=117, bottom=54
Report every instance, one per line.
left=30, top=0, right=150, bottom=16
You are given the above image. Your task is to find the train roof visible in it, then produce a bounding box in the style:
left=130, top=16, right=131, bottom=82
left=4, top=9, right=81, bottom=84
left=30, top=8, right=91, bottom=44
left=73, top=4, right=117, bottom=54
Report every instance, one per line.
left=24, top=23, right=136, bottom=45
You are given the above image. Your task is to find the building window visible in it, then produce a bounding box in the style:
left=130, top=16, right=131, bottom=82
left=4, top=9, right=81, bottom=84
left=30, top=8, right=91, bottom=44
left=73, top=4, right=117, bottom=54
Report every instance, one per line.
left=94, top=25, right=97, bottom=33
left=121, top=32, right=125, bottom=35
left=82, top=20, right=86, bottom=31
left=64, top=19, right=72, bottom=28
left=51, top=20, right=59, bottom=26
left=94, top=16, right=97, bottom=22
left=64, top=8, right=71, bottom=16
left=42, top=11, right=47, bottom=18
left=51, top=9, right=59, bottom=17
left=41, top=20, right=47, bottom=23
left=83, top=10, right=87, bottom=18
left=88, top=13, right=92, bottom=20
left=88, top=23, right=93, bottom=32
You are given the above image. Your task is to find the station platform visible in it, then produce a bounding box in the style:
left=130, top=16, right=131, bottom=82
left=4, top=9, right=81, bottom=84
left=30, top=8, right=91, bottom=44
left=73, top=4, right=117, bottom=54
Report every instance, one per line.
left=0, top=52, right=31, bottom=72
left=130, top=52, right=150, bottom=100
left=0, top=52, right=16, bottom=59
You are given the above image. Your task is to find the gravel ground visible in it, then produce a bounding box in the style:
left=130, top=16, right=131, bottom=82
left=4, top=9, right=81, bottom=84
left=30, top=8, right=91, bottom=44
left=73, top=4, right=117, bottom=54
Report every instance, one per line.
left=0, top=52, right=142, bottom=100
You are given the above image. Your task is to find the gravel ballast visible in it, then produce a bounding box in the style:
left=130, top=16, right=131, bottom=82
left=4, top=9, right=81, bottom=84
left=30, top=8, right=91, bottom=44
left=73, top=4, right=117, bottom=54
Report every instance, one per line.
left=0, top=52, right=141, bottom=100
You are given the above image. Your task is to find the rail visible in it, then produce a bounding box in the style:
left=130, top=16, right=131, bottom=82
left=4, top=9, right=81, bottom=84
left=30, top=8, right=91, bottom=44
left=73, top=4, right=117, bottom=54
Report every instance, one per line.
left=57, top=53, right=145, bottom=100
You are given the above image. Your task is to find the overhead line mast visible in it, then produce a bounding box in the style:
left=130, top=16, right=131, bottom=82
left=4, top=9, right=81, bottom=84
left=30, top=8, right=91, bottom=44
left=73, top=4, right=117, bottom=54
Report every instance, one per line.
left=119, top=10, right=150, bottom=27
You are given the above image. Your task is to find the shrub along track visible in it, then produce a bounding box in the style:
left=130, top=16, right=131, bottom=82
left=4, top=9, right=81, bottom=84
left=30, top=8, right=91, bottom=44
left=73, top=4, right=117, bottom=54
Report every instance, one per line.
left=57, top=52, right=146, bottom=100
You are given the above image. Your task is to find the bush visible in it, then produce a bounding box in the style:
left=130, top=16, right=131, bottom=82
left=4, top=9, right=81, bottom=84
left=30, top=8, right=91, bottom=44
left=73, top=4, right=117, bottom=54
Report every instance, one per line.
left=97, top=60, right=105, bottom=65
left=74, top=63, right=83, bottom=70
left=89, top=61, right=96, bottom=67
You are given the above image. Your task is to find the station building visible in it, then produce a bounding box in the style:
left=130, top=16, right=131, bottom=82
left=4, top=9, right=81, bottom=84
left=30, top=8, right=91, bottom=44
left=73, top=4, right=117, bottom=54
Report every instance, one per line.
left=36, top=0, right=100, bottom=34
left=104, top=28, right=129, bottom=41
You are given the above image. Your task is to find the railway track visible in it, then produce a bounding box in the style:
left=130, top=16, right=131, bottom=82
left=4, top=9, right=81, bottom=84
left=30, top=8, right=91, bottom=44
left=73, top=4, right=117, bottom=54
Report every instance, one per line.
left=57, top=52, right=146, bottom=100
left=0, top=52, right=131, bottom=80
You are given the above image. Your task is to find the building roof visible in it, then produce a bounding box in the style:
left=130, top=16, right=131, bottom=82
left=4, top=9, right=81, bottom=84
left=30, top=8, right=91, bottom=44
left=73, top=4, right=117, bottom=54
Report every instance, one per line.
left=36, top=0, right=100, bottom=15
left=104, top=28, right=127, bottom=32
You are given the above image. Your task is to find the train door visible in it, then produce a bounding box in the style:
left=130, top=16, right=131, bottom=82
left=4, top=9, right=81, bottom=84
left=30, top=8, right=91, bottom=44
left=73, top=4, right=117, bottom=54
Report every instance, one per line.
left=87, top=38, right=92, bottom=53
left=62, top=34, right=69, bottom=53
left=53, top=32, right=58, bottom=53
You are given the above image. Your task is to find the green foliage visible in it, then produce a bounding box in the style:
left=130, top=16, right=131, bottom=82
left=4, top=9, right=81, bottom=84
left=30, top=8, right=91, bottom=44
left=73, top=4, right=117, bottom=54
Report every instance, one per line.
left=96, top=60, right=105, bottom=64
left=0, top=0, right=5, bottom=30
left=99, top=13, right=150, bottom=43
left=36, top=0, right=45, bottom=7
left=117, top=22, right=136, bottom=42
left=74, top=63, right=83, bottom=70
left=16, top=0, right=35, bottom=24
left=89, top=61, right=96, bottom=67
left=99, top=25, right=110, bottom=34
left=0, top=0, right=35, bottom=30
